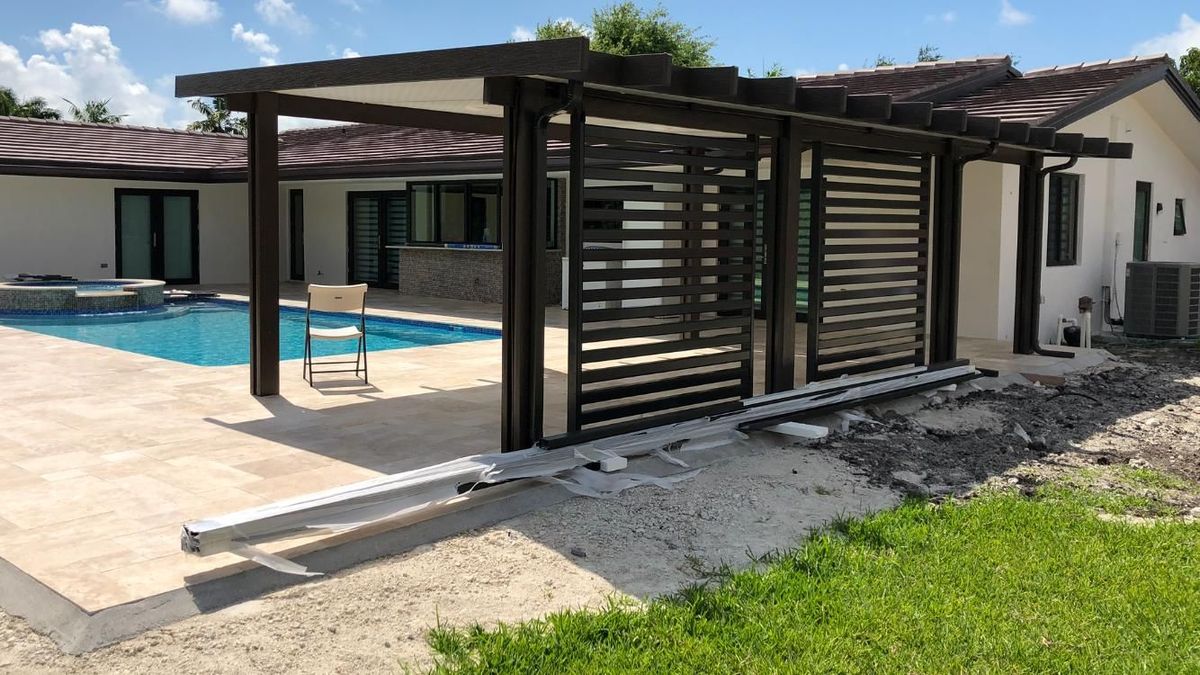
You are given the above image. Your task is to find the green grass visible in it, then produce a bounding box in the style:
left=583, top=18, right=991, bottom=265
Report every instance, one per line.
left=429, top=487, right=1200, bottom=674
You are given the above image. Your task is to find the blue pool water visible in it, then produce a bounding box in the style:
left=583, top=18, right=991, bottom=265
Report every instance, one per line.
left=0, top=300, right=499, bottom=366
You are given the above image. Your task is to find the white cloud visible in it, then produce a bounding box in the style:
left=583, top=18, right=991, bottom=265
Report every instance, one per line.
left=341, top=48, right=361, bottom=58
left=0, top=23, right=171, bottom=126
left=837, top=63, right=850, bottom=71
left=1132, top=14, right=1200, bottom=57
left=999, top=0, right=1032, bottom=26
left=156, top=0, right=221, bottom=24
left=336, top=0, right=363, bottom=11
left=511, top=25, right=534, bottom=42
left=924, top=10, right=956, bottom=23
left=255, top=0, right=311, bottom=34
left=232, top=23, right=279, bottom=65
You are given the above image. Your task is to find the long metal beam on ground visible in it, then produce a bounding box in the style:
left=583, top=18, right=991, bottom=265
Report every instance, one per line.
left=181, top=363, right=980, bottom=562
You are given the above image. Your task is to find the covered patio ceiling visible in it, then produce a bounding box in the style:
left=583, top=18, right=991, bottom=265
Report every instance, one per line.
left=176, top=37, right=1132, bottom=161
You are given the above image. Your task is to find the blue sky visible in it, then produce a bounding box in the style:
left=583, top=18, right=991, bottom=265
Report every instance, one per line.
left=1, top=1, right=1196, bottom=128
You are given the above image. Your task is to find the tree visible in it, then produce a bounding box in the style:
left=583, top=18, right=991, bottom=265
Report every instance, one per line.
left=186, top=97, right=248, bottom=136
left=1178, top=47, right=1200, bottom=97
left=746, top=62, right=786, bottom=78
left=0, top=86, right=62, bottom=120
left=534, top=2, right=715, bottom=67
left=917, top=44, right=943, bottom=62
left=64, top=98, right=125, bottom=124
left=874, top=55, right=897, bottom=67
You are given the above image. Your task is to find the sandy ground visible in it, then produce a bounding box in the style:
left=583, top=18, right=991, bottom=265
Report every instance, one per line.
left=0, top=436, right=897, bottom=673
left=4, top=341, right=1200, bottom=673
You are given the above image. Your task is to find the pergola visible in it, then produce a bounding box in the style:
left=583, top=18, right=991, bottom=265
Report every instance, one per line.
left=176, top=37, right=1132, bottom=453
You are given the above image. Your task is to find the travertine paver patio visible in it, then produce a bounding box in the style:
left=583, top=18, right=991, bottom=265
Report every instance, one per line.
left=0, top=285, right=526, bottom=611
left=0, top=283, right=1105, bottom=614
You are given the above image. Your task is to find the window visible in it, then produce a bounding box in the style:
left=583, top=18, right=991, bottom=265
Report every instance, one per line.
left=289, top=189, right=305, bottom=281
left=407, top=180, right=558, bottom=249
left=1174, top=198, right=1187, bottom=236
left=1134, top=181, right=1152, bottom=261
left=1047, top=173, right=1081, bottom=266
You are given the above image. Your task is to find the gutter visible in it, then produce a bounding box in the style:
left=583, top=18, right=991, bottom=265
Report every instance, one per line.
left=1031, top=155, right=1080, bottom=359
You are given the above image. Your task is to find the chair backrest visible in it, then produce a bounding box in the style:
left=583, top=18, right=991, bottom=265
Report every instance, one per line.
left=307, top=283, right=368, bottom=313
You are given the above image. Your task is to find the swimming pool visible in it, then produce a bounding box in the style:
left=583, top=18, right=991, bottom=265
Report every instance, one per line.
left=0, top=300, right=499, bottom=366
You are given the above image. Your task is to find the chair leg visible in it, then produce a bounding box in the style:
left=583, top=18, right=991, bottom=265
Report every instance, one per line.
left=362, top=335, right=369, bottom=385
left=304, top=334, right=314, bottom=387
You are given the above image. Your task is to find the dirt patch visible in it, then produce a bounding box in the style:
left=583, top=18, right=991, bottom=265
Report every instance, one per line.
left=834, top=342, right=1200, bottom=512
left=0, top=438, right=894, bottom=673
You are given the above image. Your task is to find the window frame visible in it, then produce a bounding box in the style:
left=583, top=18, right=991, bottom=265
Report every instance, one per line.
left=1046, top=172, right=1081, bottom=267
left=1174, top=198, right=1187, bottom=236
left=406, top=179, right=560, bottom=250
left=1134, top=181, right=1153, bottom=262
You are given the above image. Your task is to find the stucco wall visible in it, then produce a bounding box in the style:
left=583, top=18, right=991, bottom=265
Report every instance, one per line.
left=0, top=175, right=247, bottom=283
left=1048, top=83, right=1200, bottom=342
left=957, top=81, right=1200, bottom=343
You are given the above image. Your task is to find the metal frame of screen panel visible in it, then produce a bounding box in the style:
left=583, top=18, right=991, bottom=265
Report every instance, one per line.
left=565, top=117, right=759, bottom=440
left=806, top=143, right=932, bottom=382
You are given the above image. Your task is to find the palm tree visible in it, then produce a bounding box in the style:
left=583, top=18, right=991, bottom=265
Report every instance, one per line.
left=186, top=97, right=247, bottom=136
left=63, top=98, right=125, bottom=124
left=0, top=86, right=62, bottom=119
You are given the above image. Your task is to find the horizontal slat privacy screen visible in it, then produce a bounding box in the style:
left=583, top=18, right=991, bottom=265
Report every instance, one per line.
left=567, top=122, right=759, bottom=436
left=807, top=143, right=932, bottom=381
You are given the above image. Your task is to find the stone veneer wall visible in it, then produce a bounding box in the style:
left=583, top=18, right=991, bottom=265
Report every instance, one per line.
left=393, top=178, right=567, bottom=305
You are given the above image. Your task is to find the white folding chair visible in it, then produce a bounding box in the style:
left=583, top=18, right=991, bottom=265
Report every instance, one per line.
left=303, top=283, right=369, bottom=386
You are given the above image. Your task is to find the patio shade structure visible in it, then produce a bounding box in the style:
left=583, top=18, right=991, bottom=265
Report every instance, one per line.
left=176, top=37, right=1133, bottom=451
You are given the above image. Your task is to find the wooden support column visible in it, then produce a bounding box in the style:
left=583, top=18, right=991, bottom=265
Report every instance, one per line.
left=247, top=92, right=280, bottom=396
left=499, top=78, right=558, bottom=450
left=1013, top=155, right=1045, bottom=354
left=804, top=142, right=826, bottom=385
left=929, top=142, right=964, bottom=362
left=763, top=117, right=802, bottom=393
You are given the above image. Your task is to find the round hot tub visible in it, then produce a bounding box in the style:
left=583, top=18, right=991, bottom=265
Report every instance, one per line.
left=0, top=279, right=165, bottom=314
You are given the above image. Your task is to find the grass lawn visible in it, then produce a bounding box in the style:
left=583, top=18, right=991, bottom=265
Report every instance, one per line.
left=429, top=485, right=1200, bottom=673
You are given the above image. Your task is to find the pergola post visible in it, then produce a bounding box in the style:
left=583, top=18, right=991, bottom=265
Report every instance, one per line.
left=247, top=92, right=280, bottom=396
left=498, top=79, right=554, bottom=450
left=1013, top=155, right=1045, bottom=354
left=763, top=117, right=802, bottom=393
left=930, top=141, right=964, bottom=362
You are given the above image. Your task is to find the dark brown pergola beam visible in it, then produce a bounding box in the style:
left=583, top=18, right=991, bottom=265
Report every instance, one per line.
left=930, top=109, right=968, bottom=133
left=845, top=94, right=892, bottom=121
left=964, top=115, right=1001, bottom=139
left=1052, top=133, right=1086, bottom=154
left=665, top=65, right=740, bottom=98
left=998, top=121, right=1031, bottom=144
left=740, top=77, right=797, bottom=106
left=1027, top=126, right=1057, bottom=148
left=177, top=38, right=590, bottom=97
left=246, top=93, right=280, bottom=396
left=584, top=52, right=671, bottom=87
left=889, top=101, right=933, bottom=127
left=1105, top=142, right=1134, bottom=159
left=796, top=86, right=848, bottom=115
left=1081, top=137, right=1110, bottom=156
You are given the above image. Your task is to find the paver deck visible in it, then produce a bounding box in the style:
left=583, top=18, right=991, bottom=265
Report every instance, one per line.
left=0, top=283, right=1108, bottom=613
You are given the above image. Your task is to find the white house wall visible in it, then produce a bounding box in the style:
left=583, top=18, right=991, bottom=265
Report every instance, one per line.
left=957, top=81, right=1200, bottom=344
left=1051, top=83, right=1200, bottom=342
left=0, top=175, right=247, bottom=283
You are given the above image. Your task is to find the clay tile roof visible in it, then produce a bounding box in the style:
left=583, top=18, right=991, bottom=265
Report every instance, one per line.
left=258, top=123, right=565, bottom=171
left=0, top=115, right=246, bottom=173
left=934, top=55, right=1174, bottom=125
left=796, top=56, right=1013, bottom=100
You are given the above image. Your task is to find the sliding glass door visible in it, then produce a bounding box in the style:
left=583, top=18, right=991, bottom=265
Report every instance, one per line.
left=115, top=189, right=199, bottom=283
left=348, top=191, right=407, bottom=288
